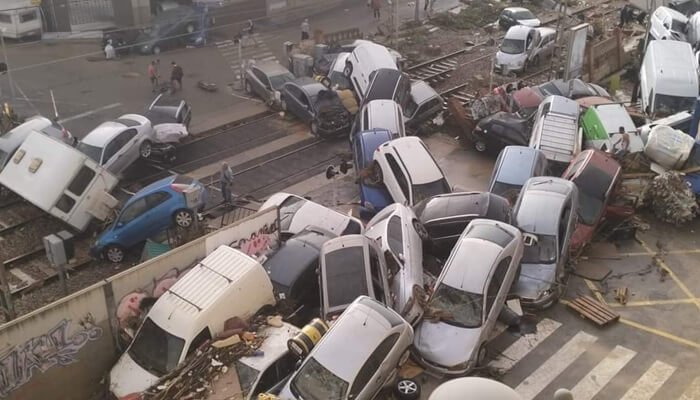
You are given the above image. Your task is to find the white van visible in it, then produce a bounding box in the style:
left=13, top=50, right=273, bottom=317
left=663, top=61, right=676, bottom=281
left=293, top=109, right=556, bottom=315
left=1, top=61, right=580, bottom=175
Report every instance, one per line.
left=109, top=245, right=276, bottom=398
left=0, top=1, right=41, bottom=40
left=639, top=40, right=698, bottom=117
left=529, top=95, right=582, bottom=166
left=350, top=99, right=406, bottom=143
left=344, top=42, right=398, bottom=100
left=0, top=131, right=118, bottom=231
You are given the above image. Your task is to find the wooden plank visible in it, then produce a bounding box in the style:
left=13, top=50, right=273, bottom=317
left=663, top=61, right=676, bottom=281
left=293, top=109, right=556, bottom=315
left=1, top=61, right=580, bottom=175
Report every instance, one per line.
left=568, top=296, right=619, bottom=326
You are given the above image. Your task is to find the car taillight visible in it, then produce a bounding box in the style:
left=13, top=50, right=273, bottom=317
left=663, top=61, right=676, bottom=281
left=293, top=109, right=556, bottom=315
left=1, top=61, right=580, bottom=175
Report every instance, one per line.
left=171, top=183, right=188, bottom=193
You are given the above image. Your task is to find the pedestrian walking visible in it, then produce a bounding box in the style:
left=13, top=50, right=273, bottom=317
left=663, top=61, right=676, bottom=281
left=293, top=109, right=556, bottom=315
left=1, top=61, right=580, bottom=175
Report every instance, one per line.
left=170, top=61, right=183, bottom=92
left=301, top=18, right=310, bottom=41
left=371, top=0, right=382, bottom=19
left=148, top=60, right=159, bottom=93
left=104, top=40, right=116, bottom=60
left=219, top=162, right=234, bottom=204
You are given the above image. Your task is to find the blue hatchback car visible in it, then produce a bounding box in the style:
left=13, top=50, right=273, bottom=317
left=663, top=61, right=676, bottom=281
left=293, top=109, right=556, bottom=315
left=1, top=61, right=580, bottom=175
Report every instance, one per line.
left=352, top=128, right=393, bottom=219
left=91, top=175, right=207, bottom=263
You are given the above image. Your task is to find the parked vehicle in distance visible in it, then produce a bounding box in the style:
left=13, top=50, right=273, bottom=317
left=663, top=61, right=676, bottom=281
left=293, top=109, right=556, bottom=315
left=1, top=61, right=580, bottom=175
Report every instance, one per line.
left=405, top=80, right=445, bottom=131
left=261, top=192, right=364, bottom=238
left=637, top=110, right=693, bottom=142
left=413, top=219, right=523, bottom=375
left=134, top=5, right=210, bottom=54
left=649, top=6, right=688, bottom=40
left=562, top=150, right=622, bottom=253
left=277, top=296, right=415, bottom=400
left=374, top=136, right=451, bottom=206
left=0, top=4, right=41, bottom=39
left=498, top=7, right=541, bottom=29
left=365, top=204, right=427, bottom=325
left=473, top=111, right=531, bottom=153
left=361, top=68, right=412, bottom=112
left=245, top=61, right=296, bottom=108
left=495, top=26, right=556, bottom=74
left=488, top=146, right=549, bottom=202
left=639, top=40, right=698, bottom=117
left=319, top=235, right=391, bottom=320
left=0, top=115, right=74, bottom=172
left=77, top=114, right=155, bottom=178
left=512, top=177, right=578, bottom=309
left=109, top=245, right=276, bottom=398
left=352, top=128, right=394, bottom=218
left=413, top=191, right=512, bottom=259
left=529, top=95, right=582, bottom=168
left=91, top=174, right=207, bottom=263
left=264, top=226, right=336, bottom=322
left=350, top=99, right=406, bottom=142
left=344, top=42, right=398, bottom=99
left=280, top=77, right=351, bottom=137
left=537, top=78, right=611, bottom=100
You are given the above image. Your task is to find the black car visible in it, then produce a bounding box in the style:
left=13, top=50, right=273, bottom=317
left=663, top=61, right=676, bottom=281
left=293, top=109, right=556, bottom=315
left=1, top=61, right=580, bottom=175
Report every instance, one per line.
left=281, top=77, right=351, bottom=137
left=263, top=226, right=337, bottom=324
left=413, top=191, right=512, bottom=259
left=473, top=111, right=531, bottom=153
left=362, top=68, right=412, bottom=112
left=537, top=79, right=611, bottom=100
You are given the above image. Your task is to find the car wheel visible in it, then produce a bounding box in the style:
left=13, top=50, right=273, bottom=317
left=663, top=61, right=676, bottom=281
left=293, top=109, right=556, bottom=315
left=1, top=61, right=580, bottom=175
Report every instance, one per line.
left=174, top=209, right=194, bottom=228
left=343, top=62, right=353, bottom=77
left=475, top=140, right=487, bottom=152
left=152, top=45, right=161, bottom=55
left=310, top=121, right=319, bottom=136
left=412, top=219, right=430, bottom=242
left=394, top=378, right=421, bottom=400
left=477, top=343, right=489, bottom=366
left=139, top=140, right=152, bottom=158
left=244, top=80, right=252, bottom=94
left=105, top=245, right=125, bottom=264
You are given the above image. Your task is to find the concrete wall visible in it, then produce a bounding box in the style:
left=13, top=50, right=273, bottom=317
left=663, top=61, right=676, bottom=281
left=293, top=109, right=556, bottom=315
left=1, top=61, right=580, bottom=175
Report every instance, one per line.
left=0, top=208, right=278, bottom=400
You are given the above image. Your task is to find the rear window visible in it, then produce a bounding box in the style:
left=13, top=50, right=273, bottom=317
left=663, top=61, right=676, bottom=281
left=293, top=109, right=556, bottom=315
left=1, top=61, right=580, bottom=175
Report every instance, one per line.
left=465, top=223, right=514, bottom=247
left=67, top=166, right=96, bottom=196
left=325, top=247, right=368, bottom=308
left=574, top=165, right=613, bottom=200
left=20, top=11, right=37, bottom=23
left=114, top=118, right=140, bottom=127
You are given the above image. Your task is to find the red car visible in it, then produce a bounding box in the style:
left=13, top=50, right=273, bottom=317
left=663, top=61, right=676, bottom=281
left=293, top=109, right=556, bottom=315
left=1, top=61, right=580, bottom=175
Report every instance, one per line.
left=561, top=150, right=622, bottom=253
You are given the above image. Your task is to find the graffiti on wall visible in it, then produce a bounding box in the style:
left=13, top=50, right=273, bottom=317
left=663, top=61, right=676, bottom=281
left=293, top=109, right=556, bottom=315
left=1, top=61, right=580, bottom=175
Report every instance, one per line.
left=0, top=317, right=102, bottom=397
left=228, top=221, right=279, bottom=260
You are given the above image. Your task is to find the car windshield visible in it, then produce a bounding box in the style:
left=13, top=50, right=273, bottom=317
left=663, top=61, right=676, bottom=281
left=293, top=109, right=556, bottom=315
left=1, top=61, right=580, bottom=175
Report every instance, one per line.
left=500, top=38, right=525, bottom=54
left=412, top=179, right=450, bottom=204
left=491, top=181, right=522, bottom=200
left=429, top=283, right=483, bottom=328
left=0, top=150, right=11, bottom=171
left=290, top=357, right=348, bottom=400
left=325, top=247, right=369, bottom=309
left=654, top=94, right=696, bottom=116
left=329, top=71, right=351, bottom=90
left=270, top=73, right=295, bottom=89
left=573, top=165, right=613, bottom=225
left=522, top=234, right=557, bottom=264
left=513, top=10, right=536, bottom=19
left=128, top=317, right=185, bottom=377
left=76, top=142, right=104, bottom=164
left=578, top=191, right=604, bottom=226
left=235, top=360, right=260, bottom=396
left=672, top=18, right=687, bottom=32
left=278, top=196, right=306, bottom=231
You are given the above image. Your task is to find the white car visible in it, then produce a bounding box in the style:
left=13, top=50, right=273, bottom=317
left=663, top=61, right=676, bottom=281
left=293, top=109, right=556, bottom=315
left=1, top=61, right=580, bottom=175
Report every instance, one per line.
left=374, top=136, right=451, bottom=206
left=495, top=26, right=556, bottom=74
left=365, top=204, right=427, bottom=325
left=413, top=219, right=524, bottom=375
left=277, top=296, right=415, bottom=400
left=76, top=114, right=154, bottom=177
left=649, top=6, right=688, bottom=41
left=350, top=99, right=406, bottom=143
left=344, top=42, right=398, bottom=100
left=0, top=115, right=74, bottom=172
left=260, top=192, right=364, bottom=238
left=498, top=7, right=541, bottom=29
left=327, top=52, right=352, bottom=90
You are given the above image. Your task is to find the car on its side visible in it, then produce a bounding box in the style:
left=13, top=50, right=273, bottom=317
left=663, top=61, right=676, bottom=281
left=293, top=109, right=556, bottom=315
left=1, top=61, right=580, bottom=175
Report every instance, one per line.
left=498, top=7, right=541, bottom=29
left=361, top=68, right=412, bottom=112
left=351, top=128, right=394, bottom=218
left=413, top=192, right=512, bottom=260
left=0, top=115, right=74, bottom=172
left=412, top=219, right=523, bottom=376
left=76, top=114, right=154, bottom=178
left=649, top=6, right=688, bottom=41
left=405, top=80, right=445, bottom=131
left=488, top=146, right=549, bottom=202
left=146, top=94, right=192, bottom=129
left=326, top=52, right=352, bottom=90
left=637, top=110, right=693, bottom=142
left=562, top=149, right=622, bottom=253
left=495, top=26, right=556, bottom=75
left=350, top=99, right=406, bottom=143
left=374, top=136, right=451, bottom=207
left=512, top=177, right=578, bottom=309
left=91, top=174, right=207, bottom=263
left=365, top=204, right=427, bottom=325
left=277, top=296, right=416, bottom=400
left=244, top=61, right=296, bottom=108
left=344, top=42, right=399, bottom=100
left=280, top=77, right=351, bottom=137
left=261, top=192, right=364, bottom=239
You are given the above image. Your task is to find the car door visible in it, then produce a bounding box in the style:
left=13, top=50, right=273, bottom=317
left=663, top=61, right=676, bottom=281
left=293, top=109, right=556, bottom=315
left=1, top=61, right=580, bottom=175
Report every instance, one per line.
left=351, top=332, right=401, bottom=399
left=144, top=191, right=174, bottom=238
left=284, top=84, right=306, bottom=120
left=105, top=129, right=139, bottom=175
left=112, top=197, right=150, bottom=247
left=252, top=68, right=271, bottom=100
left=383, top=154, right=410, bottom=205
left=482, top=258, right=510, bottom=332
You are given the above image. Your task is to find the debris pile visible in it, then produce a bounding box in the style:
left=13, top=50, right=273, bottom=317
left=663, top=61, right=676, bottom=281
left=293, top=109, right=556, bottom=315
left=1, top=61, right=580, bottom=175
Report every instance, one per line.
left=645, top=172, right=698, bottom=225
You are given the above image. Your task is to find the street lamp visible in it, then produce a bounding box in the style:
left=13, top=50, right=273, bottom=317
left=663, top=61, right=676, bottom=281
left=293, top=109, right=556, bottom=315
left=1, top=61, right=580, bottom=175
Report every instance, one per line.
left=0, top=27, right=15, bottom=102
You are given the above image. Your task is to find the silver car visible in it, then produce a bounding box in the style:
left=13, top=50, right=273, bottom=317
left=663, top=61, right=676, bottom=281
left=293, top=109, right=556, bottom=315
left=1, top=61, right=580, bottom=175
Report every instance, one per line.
left=244, top=61, right=295, bottom=108
left=413, top=219, right=523, bottom=375
left=277, top=296, right=415, bottom=400
left=512, top=177, right=578, bottom=309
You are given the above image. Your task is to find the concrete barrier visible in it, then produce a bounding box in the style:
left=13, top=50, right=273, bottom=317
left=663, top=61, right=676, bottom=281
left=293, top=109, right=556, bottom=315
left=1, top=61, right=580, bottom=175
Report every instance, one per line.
left=0, top=207, right=279, bottom=400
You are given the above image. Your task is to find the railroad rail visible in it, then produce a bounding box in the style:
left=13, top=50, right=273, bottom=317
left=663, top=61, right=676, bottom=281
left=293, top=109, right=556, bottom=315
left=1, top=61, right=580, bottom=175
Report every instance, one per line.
left=405, top=48, right=468, bottom=83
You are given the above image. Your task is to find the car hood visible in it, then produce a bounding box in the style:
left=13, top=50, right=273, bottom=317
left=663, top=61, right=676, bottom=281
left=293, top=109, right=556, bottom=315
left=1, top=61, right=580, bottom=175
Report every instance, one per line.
left=414, top=320, right=481, bottom=367
left=513, top=262, right=557, bottom=301
left=519, top=18, right=541, bottom=27
left=109, top=353, right=160, bottom=398
left=496, top=52, right=527, bottom=67
left=289, top=203, right=349, bottom=235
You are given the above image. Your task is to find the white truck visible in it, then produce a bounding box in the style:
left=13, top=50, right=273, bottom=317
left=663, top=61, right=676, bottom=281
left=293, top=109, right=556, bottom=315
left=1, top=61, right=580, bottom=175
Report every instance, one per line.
left=0, top=0, right=41, bottom=40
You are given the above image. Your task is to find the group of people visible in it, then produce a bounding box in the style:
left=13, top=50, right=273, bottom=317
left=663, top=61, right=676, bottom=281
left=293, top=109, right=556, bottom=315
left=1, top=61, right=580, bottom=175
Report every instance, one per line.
left=146, top=60, right=184, bottom=93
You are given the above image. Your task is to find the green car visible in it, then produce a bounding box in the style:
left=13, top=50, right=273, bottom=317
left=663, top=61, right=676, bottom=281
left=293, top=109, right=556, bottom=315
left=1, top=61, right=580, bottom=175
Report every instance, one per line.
left=580, top=103, right=641, bottom=152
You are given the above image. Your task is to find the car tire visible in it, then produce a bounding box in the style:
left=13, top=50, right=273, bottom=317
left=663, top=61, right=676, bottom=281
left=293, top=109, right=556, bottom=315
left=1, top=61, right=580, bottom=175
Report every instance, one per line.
left=174, top=209, right=195, bottom=228
left=412, top=219, right=430, bottom=242
left=343, top=62, right=353, bottom=77
left=475, top=140, right=487, bottom=152
left=310, top=121, right=319, bottom=136
left=139, top=140, right=152, bottom=158
left=244, top=80, right=253, bottom=94
left=105, top=245, right=125, bottom=264
left=152, top=45, right=161, bottom=55
left=394, top=378, right=421, bottom=400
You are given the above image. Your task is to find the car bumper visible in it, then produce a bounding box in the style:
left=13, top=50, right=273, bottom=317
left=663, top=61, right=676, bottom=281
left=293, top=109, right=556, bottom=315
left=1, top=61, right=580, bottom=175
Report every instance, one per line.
left=317, top=123, right=350, bottom=138
left=520, top=289, right=558, bottom=310
left=494, top=64, right=524, bottom=74
left=410, top=349, right=473, bottom=376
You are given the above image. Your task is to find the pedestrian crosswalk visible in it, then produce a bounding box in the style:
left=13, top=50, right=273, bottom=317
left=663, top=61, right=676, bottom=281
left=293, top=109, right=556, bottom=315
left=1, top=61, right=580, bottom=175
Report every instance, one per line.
left=215, top=33, right=280, bottom=80
left=483, top=318, right=700, bottom=400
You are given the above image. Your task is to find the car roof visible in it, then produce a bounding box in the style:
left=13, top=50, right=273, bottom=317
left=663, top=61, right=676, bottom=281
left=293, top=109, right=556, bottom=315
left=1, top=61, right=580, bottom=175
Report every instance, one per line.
left=292, top=77, right=327, bottom=93
left=414, top=191, right=494, bottom=222
left=443, top=239, right=503, bottom=293
left=330, top=52, right=350, bottom=73
left=504, top=25, right=533, bottom=39
left=239, top=323, right=300, bottom=371
left=380, top=137, right=444, bottom=184
left=515, top=189, right=567, bottom=235
left=541, top=95, right=579, bottom=117
left=494, top=146, right=545, bottom=185
left=537, top=27, right=556, bottom=36
left=505, top=7, right=532, bottom=13
left=656, top=5, right=688, bottom=20
left=253, top=61, right=292, bottom=75
left=411, top=80, right=440, bottom=105
left=264, top=227, right=330, bottom=289
left=124, top=175, right=176, bottom=207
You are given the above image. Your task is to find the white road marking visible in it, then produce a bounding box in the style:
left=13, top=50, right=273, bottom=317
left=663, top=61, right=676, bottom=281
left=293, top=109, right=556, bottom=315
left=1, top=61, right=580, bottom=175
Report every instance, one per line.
left=515, top=331, right=597, bottom=400
left=680, top=376, right=700, bottom=400
left=570, top=345, right=636, bottom=400
left=620, top=360, right=676, bottom=400
left=58, top=102, right=122, bottom=123
left=489, top=318, right=562, bottom=371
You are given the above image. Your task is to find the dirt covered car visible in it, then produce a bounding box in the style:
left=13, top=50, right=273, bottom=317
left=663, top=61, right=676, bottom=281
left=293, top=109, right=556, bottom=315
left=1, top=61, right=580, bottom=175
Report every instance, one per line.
left=281, top=78, right=352, bottom=137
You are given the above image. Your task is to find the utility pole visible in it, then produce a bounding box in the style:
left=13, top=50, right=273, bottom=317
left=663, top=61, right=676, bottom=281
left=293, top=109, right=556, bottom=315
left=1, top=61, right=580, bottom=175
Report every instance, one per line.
left=394, top=0, right=400, bottom=47
left=0, top=29, right=15, bottom=102
left=414, top=0, right=420, bottom=22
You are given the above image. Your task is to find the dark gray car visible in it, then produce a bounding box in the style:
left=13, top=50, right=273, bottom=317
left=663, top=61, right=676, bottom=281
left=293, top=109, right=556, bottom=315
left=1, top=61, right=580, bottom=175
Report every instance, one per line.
left=244, top=61, right=295, bottom=108
left=488, top=146, right=549, bottom=203
left=512, top=177, right=578, bottom=309
left=281, top=78, right=351, bottom=137
left=405, top=80, right=445, bottom=131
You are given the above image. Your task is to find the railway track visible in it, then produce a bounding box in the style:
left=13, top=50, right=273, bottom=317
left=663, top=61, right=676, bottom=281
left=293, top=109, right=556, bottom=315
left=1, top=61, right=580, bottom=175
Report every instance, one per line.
left=406, top=48, right=467, bottom=83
